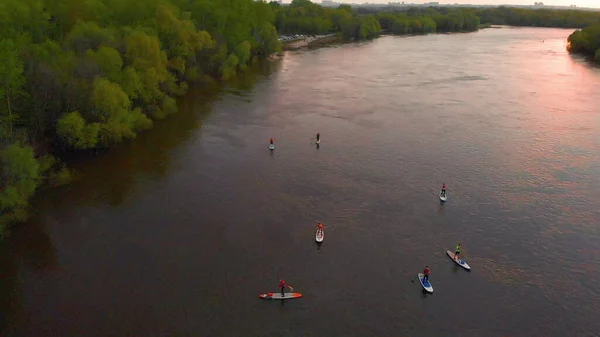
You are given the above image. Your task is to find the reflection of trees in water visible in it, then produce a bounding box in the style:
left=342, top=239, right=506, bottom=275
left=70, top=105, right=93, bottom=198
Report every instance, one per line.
left=59, top=89, right=215, bottom=207
left=44, top=66, right=274, bottom=210
left=0, top=214, right=58, bottom=334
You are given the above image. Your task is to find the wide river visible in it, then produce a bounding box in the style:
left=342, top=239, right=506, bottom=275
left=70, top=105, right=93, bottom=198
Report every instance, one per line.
left=1, top=27, right=600, bottom=336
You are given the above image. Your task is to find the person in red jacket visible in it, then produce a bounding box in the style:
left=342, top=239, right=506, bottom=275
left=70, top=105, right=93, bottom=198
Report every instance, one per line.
left=270, top=137, right=274, bottom=144
left=279, top=279, right=293, bottom=297
left=316, top=221, right=324, bottom=230
left=423, top=266, right=431, bottom=282
left=441, top=183, right=447, bottom=197
left=279, top=279, right=286, bottom=296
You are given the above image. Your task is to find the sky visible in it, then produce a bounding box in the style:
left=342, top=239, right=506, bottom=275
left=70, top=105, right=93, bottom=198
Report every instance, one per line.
left=316, top=0, right=600, bottom=8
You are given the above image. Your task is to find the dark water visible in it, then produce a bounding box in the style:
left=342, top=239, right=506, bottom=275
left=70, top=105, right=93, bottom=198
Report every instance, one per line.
left=2, top=27, right=600, bottom=336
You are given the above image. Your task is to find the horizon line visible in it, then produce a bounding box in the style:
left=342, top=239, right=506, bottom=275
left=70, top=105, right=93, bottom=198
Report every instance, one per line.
left=277, top=0, right=600, bottom=10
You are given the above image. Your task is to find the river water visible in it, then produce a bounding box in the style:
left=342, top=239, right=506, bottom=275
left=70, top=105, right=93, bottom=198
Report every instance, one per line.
left=1, top=27, right=600, bottom=336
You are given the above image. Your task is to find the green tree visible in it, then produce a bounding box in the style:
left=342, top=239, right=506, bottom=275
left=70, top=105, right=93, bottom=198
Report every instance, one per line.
left=0, top=38, right=26, bottom=140
left=56, top=111, right=100, bottom=149
left=89, top=77, right=152, bottom=146
left=66, top=21, right=116, bottom=54
left=567, top=23, right=600, bottom=63
left=124, top=30, right=170, bottom=103
left=0, top=143, right=40, bottom=232
left=87, top=46, right=123, bottom=83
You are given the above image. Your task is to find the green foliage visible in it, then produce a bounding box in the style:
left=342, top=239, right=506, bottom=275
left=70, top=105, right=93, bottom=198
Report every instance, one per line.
left=373, top=8, right=479, bottom=35
left=47, top=165, right=72, bottom=187
left=0, top=37, right=26, bottom=140
left=86, top=46, right=122, bottom=83
left=37, top=154, right=72, bottom=186
left=220, top=54, right=240, bottom=80
left=274, top=2, right=485, bottom=39
left=0, top=0, right=285, bottom=232
left=477, top=6, right=600, bottom=28
left=56, top=111, right=100, bottom=149
left=567, top=23, right=600, bottom=63
left=0, top=143, right=40, bottom=233
left=66, top=21, right=116, bottom=54
left=338, top=4, right=600, bottom=37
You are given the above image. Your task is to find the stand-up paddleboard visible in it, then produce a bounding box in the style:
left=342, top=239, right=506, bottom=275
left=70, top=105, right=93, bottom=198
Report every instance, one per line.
left=269, top=144, right=275, bottom=151
left=315, top=229, right=324, bottom=242
left=259, top=292, right=303, bottom=300
left=447, top=251, right=471, bottom=270
left=439, top=191, right=447, bottom=202
left=418, top=273, right=433, bottom=293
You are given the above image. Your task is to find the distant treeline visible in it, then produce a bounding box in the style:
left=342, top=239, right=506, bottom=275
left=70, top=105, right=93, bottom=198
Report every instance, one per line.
left=271, top=0, right=481, bottom=37
left=354, top=6, right=600, bottom=29
left=0, top=0, right=282, bottom=234
left=476, top=7, right=600, bottom=28
left=273, top=2, right=600, bottom=38
left=567, top=24, right=600, bottom=63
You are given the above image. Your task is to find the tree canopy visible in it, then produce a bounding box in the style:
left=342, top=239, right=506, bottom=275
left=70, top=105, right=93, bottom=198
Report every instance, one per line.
left=0, top=0, right=282, bottom=235
left=567, top=24, right=600, bottom=63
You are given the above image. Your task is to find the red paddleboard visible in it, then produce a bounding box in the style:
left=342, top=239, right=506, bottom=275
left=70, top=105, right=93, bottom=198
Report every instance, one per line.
left=259, top=292, right=303, bottom=300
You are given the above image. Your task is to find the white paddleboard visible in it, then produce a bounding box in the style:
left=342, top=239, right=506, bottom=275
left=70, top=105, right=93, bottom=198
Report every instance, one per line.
left=439, top=191, right=447, bottom=202
left=447, top=251, right=471, bottom=270
left=269, top=144, right=275, bottom=150
left=315, top=229, right=324, bottom=242
left=418, top=273, right=433, bottom=293
left=259, top=292, right=303, bottom=300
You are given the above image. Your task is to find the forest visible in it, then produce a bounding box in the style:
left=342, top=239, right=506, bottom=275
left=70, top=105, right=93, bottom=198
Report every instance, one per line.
left=567, top=24, right=600, bottom=63
left=0, top=0, right=282, bottom=235
left=1, top=0, right=600, bottom=236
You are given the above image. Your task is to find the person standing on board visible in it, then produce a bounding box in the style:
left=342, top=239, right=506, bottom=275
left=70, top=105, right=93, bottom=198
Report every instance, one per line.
left=316, top=221, right=324, bottom=231
left=454, top=244, right=462, bottom=262
left=279, top=279, right=292, bottom=297
left=270, top=137, right=274, bottom=145
left=441, top=183, right=447, bottom=196
left=316, top=132, right=320, bottom=142
left=423, top=266, right=431, bottom=282
left=279, top=279, right=286, bottom=296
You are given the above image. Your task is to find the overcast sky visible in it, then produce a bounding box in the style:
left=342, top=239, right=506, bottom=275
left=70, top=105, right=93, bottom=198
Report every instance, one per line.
left=309, top=0, right=599, bottom=8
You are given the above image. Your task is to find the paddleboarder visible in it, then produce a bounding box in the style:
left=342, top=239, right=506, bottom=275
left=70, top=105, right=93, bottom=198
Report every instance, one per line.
left=316, top=132, right=320, bottom=142
left=270, top=137, right=274, bottom=145
left=423, top=266, right=430, bottom=282
left=279, top=279, right=293, bottom=297
left=441, top=183, right=446, bottom=196
left=454, top=244, right=462, bottom=262
left=316, top=221, right=324, bottom=230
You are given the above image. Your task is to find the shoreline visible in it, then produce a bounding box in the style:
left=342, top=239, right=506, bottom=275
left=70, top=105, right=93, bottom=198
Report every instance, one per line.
left=282, top=34, right=339, bottom=51
left=282, top=25, right=505, bottom=52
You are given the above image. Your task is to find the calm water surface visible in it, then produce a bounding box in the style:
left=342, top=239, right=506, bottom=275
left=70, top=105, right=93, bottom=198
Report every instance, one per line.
left=1, top=27, right=600, bottom=336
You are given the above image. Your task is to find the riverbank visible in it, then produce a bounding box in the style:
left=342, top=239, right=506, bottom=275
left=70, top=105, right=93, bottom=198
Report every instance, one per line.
left=282, top=34, right=340, bottom=50
left=0, top=0, right=283, bottom=238
left=567, top=23, right=600, bottom=64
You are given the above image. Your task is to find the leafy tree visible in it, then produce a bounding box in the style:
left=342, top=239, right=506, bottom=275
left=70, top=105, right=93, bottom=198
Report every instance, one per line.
left=56, top=111, right=100, bottom=149
left=0, top=38, right=26, bottom=139
left=0, top=143, right=40, bottom=233
left=567, top=23, right=600, bottom=63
